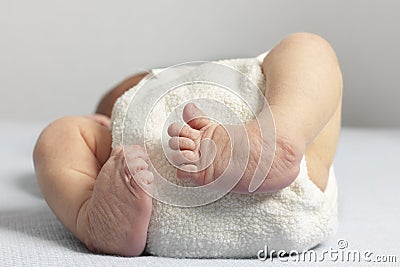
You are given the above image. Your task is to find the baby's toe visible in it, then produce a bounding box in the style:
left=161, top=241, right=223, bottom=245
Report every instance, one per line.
left=168, top=136, right=196, bottom=151
left=126, top=157, right=148, bottom=174
left=133, top=170, right=154, bottom=185
left=130, top=170, right=154, bottom=197
left=168, top=123, right=201, bottom=140
left=170, top=150, right=198, bottom=166
left=182, top=103, right=210, bottom=130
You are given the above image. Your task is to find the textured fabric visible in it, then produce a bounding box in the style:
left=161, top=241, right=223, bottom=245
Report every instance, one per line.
left=0, top=122, right=399, bottom=266
left=110, top=53, right=338, bottom=257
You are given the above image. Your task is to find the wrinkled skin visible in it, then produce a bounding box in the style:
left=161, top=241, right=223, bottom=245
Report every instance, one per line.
left=83, top=145, right=154, bottom=256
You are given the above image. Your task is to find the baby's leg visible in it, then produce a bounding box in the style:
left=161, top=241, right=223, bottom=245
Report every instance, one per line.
left=168, top=32, right=342, bottom=193
left=260, top=32, right=342, bottom=191
left=33, top=116, right=153, bottom=256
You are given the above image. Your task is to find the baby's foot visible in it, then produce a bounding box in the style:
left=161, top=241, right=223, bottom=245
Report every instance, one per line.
left=82, top=145, right=153, bottom=256
left=168, top=103, right=303, bottom=193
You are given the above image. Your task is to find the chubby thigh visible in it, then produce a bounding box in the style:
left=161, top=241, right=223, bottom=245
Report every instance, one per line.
left=33, top=116, right=112, bottom=241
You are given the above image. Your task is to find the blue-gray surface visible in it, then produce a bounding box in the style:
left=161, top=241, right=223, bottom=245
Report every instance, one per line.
left=0, top=122, right=399, bottom=266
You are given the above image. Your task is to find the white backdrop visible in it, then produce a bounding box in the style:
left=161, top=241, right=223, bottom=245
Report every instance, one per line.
left=1, top=0, right=399, bottom=127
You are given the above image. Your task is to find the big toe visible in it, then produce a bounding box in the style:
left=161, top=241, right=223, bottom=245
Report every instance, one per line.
left=182, top=103, right=209, bottom=130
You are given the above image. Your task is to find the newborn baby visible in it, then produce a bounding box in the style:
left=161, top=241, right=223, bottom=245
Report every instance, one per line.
left=33, top=32, right=342, bottom=257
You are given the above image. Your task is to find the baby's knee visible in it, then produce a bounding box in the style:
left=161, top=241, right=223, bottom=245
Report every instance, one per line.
left=265, top=32, right=340, bottom=66
left=36, top=116, right=84, bottom=141
left=48, top=116, right=92, bottom=128
left=33, top=116, right=88, bottom=161
left=282, top=32, right=334, bottom=53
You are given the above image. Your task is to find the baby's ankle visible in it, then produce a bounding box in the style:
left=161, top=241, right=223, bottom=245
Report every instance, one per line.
left=256, top=133, right=304, bottom=193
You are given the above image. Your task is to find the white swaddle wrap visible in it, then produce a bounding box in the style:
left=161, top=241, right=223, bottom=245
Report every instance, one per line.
left=110, top=52, right=338, bottom=258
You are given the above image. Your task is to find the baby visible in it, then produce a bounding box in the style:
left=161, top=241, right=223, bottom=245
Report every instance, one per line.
left=33, top=32, right=342, bottom=257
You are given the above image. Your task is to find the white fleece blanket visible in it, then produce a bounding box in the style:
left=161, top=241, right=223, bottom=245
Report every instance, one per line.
left=110, top=53, right=338, bottom=258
